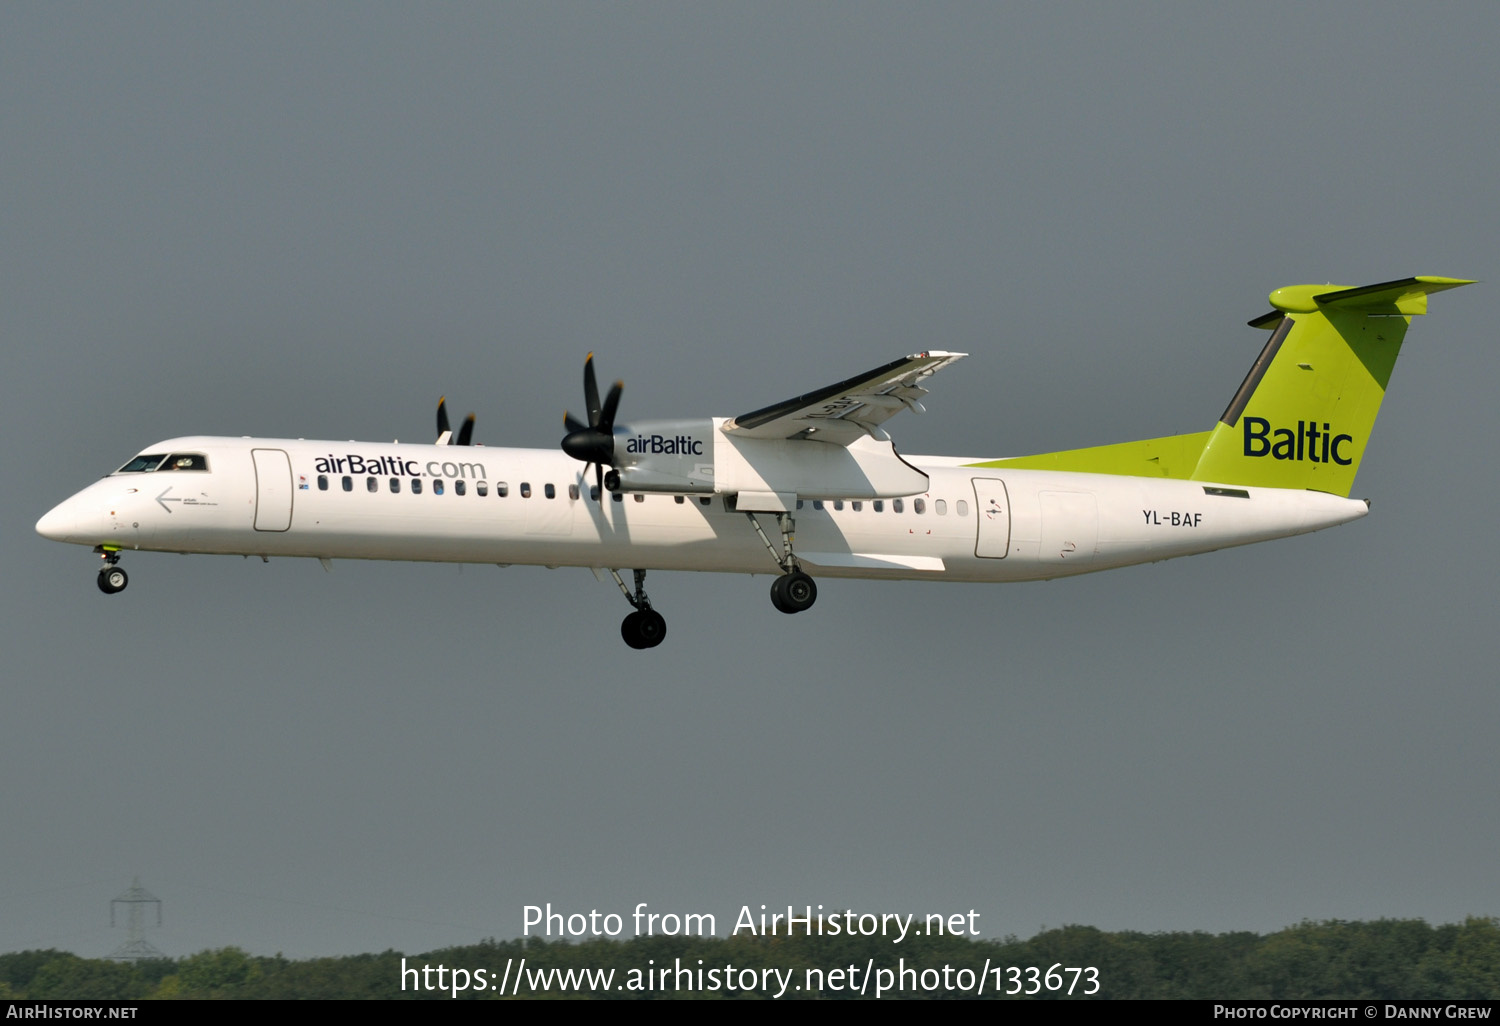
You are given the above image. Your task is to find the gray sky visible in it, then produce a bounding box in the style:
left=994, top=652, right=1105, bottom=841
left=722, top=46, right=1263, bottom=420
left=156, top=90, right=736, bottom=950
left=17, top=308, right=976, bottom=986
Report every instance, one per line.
left=4, top=3, right=1497, bottom=960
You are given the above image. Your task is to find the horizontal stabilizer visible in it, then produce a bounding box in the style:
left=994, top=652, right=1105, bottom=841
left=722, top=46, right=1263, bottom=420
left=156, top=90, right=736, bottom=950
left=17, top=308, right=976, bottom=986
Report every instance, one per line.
left=1250, top=276, right=1475, bottom=326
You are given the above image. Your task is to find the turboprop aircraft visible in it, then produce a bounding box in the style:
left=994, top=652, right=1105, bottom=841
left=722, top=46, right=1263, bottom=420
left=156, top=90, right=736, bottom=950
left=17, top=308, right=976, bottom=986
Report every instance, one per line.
left=36, top=275, right=1470, bottom=648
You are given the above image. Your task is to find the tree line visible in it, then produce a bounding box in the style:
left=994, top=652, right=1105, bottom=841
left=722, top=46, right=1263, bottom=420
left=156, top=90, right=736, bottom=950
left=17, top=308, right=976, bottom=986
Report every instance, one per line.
left=2, top=917, right=1497, bottom=999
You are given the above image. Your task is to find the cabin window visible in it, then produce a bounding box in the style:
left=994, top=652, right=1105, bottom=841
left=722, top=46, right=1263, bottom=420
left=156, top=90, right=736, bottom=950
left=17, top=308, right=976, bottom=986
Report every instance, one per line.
left=893, top=498, right=904, bottom=513
left=674, top=495, right=684, bottom=504
left=318, top=475, right=328, bottom=491
left=496, top=482, right=508, bottom=498
left=568, top=484, right=579, bottom=499
left=873, top=500, right=884, bottom=513
left=913, top=497, right=925, bottom=514
left=851, top=501, right=863, bottom=512
left=434, top=480, right=445, bottom=495
left=796, top=499, right=805, bottom=510
left=411, top=479, right=423, bottom=494
left=520, top=482, right=531, bottom=498
left=834, top=500, right=844, bottom=511
left=455, top=480, right=466, bottom=496
left=634, top=493, right=644, bottom=503
left=813, top=500, right=824, bottom=511
left=389, top=478, right=400, bottom=493
left=590, top=485, right=600, bottom=502
left=956, top=499, right=969, bottom=516
left=699, top=497, right=711, bottom=506
left=475, top=482, right=487, bottom=497
left=341, top=476, right=353, bottom=492
left=935, top=499, right=947, bottom=515
left=544, top=483, right=556, bottom=499
left=613, top=492, right=624, bottom=503
left=366, top=477, right=377, bottom=493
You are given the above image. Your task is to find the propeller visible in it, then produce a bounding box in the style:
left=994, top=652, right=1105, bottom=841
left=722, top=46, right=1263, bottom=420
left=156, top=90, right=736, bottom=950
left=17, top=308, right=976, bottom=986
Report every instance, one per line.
left=436, top=397, right=476, bottom=446
left=561, top=353, right=623, bottom=496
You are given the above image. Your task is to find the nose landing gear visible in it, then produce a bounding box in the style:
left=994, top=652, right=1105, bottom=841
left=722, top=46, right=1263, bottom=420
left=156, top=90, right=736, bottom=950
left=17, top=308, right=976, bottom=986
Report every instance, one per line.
left=95, top=549, right=128, bottom=594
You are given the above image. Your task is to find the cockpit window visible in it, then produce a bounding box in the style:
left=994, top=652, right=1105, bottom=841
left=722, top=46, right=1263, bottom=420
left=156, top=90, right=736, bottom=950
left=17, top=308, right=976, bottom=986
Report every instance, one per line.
left=116, top=454, right=167, bottom=473
left=115, top=452, right=209, bottom=474
left=160, top=453, right=209, bottom=471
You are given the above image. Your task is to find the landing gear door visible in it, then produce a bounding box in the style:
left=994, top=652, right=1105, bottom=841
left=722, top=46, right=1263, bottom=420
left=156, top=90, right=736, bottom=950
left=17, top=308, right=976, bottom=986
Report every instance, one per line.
left=252, top=448, right=293, bottom=532
left=972, top=477, right=1011, bottom=558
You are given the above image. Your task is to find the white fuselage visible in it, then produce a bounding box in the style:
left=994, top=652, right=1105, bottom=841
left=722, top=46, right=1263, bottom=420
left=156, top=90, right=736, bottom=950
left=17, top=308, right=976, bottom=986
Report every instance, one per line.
left=37, top=436, right=1369, bottom=583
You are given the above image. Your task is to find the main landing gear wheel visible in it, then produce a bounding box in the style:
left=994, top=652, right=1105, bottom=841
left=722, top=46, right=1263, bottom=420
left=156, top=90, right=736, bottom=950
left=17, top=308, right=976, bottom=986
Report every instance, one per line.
left=770, top=570, right=816, bottom=614
left=746, top=511, right=816, bottom=615
left=97, top=566, right=129, bottom=595
left=621, top=608, right=667, bottom=649
left=611, top=568, right=666, bottom=649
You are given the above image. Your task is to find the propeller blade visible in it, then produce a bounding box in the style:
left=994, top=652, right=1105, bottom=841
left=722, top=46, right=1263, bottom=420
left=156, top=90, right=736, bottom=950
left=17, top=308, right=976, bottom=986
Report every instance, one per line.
left=584, top=353, right=601, bottom=428
left=455, top=414, right=475, bottom=446
left=562, top=354, right=623, bottom=491
left=436, top=397, right=452, bottom=444
left=598, top=381, right=623, bottom=432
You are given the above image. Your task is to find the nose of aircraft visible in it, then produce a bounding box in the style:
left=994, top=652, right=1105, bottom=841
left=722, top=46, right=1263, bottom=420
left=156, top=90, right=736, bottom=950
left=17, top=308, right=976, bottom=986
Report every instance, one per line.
left=35, top=499, right=77, bottom=542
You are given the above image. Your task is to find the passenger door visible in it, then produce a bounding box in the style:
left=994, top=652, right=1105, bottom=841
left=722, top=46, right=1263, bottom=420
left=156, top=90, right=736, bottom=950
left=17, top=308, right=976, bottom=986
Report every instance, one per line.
left=972, top=478, right=1011, bottom=558
left=252, top=448, right=293, bottom=532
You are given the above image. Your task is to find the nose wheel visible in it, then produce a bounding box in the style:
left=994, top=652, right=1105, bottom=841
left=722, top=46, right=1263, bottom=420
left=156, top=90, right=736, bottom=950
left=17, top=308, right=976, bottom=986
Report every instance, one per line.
left=97, top=565, right=129, bottom=595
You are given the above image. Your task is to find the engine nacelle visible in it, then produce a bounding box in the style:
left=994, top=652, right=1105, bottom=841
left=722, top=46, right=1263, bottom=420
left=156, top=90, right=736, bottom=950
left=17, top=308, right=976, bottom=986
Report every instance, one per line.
left=611, top=419, right=717, bottom=494
left=611, top=418, right=929, bottom=500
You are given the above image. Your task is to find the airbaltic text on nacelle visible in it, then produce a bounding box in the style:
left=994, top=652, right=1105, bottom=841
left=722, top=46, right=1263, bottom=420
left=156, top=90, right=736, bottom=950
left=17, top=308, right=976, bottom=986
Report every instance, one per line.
left=522, top=903, right=980, bottom=943
left=624, top=434, right=704, bottom=455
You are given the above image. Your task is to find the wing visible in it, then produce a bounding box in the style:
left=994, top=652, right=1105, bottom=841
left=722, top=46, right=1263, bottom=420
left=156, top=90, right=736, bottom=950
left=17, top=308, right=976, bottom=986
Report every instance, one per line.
left=723, top=351, right=966, bottom=444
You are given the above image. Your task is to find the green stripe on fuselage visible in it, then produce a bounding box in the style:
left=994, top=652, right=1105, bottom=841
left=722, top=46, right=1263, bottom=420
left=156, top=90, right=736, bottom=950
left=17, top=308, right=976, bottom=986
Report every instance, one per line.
left=967, top=431, right=1211, bottom=478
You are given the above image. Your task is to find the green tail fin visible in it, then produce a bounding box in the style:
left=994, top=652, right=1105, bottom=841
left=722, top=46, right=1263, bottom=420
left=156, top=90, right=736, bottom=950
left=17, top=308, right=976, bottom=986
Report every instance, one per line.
left=1189, top=276, right=1471, bottom=495
left=972, top=276, right=1471, bottom=495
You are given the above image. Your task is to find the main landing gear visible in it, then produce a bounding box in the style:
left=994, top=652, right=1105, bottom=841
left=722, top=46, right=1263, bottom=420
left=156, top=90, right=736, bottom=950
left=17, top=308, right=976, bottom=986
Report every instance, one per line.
left=610, top=568, right=666, bottom=650
left=603, top=511, right=819, bottom=647
left=770, top=569, right=817, bottom=613
left=95, top=548, right=128, bottom=595
left=746, top=512, right=818, bottom=615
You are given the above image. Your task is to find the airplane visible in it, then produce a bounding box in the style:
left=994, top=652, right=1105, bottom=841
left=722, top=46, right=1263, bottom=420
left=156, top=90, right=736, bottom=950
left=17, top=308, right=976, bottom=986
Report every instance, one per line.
left=36, top=275, right=1470, bottom=649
